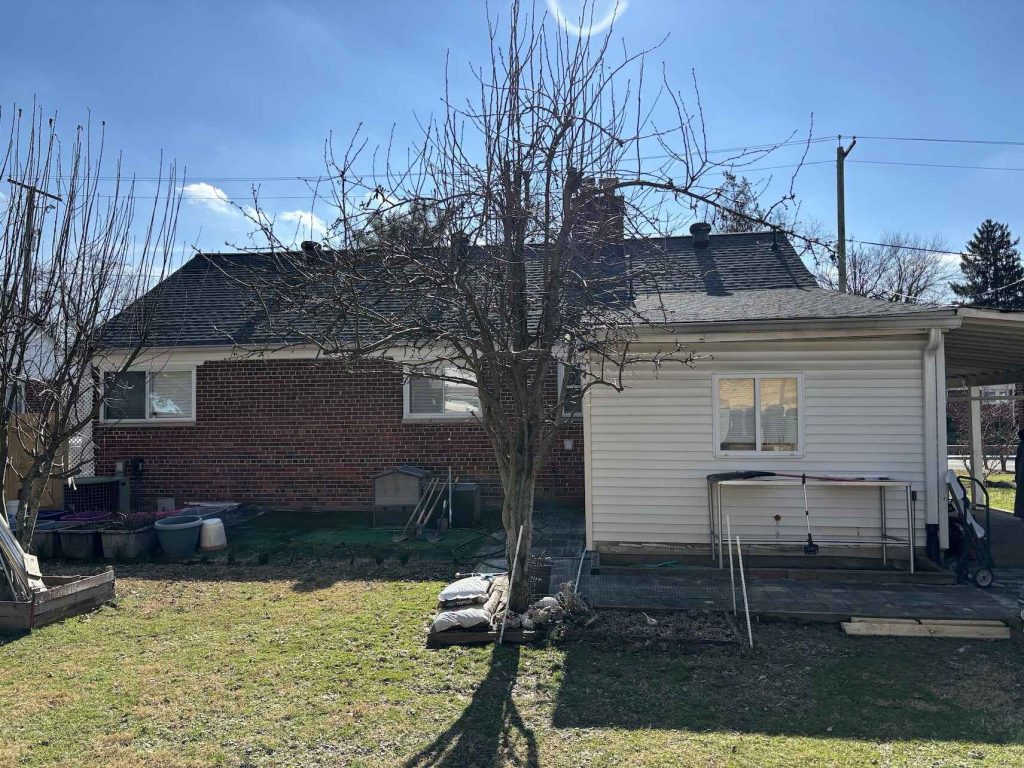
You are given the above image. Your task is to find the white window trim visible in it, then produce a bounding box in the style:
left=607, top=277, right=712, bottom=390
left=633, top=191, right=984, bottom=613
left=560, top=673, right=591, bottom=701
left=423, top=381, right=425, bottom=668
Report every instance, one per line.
left=402, top=366, right=480, bottom=421
left=558, top=362, right=583, bottom=418
left=99, top=365, right=197, bottom=425
left=712, top=372, right=804, bottom=458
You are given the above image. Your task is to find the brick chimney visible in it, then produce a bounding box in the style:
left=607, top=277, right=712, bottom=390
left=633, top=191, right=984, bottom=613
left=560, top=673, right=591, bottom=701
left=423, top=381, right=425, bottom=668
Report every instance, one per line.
left=569, top=176, right=625, bottom=245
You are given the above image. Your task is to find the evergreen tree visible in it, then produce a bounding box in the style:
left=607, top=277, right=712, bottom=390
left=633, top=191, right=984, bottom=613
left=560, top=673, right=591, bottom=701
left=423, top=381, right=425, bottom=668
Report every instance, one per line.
left=709, top=172, right=768, bottom=233
left=951, top=219, right=1024, bottom=309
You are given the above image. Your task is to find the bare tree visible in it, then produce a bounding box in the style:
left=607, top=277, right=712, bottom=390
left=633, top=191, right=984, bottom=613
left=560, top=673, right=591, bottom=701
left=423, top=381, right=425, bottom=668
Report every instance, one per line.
left=814, top=231, right=954, bottom=304
left=948, top=386, right=1019, bottom=478
left=233, top=2, right=807, bottom=608
left=1, top=106, right=181, bottom=550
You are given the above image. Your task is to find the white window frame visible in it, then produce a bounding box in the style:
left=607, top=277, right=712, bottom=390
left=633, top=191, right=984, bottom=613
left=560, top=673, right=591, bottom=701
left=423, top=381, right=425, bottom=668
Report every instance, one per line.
left=712, top=372, right=804, bottom=458
left=402, top=365, right=480, bottom=421
left=100, top=366, right=197, bottom=425
left=558, top=362, right=583, bottom=418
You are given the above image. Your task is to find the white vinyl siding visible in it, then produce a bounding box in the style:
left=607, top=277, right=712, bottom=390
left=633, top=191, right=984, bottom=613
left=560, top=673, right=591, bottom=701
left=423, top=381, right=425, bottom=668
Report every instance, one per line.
left=587, top=336, right=928, bottom=550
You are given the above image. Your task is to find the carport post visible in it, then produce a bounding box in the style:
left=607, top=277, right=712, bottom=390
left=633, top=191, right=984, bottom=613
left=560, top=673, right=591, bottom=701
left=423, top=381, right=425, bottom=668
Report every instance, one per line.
left=969, top=385, right=985, bottom=489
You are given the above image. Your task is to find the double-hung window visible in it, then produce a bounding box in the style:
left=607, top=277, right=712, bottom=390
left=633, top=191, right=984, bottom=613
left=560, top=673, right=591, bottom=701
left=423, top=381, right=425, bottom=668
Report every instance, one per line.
left=102, top=369, right=195, bottom=422
left=404, top=366, right=480, bottom=419
left=558, top=363, right=583, bottom=417
left=713, top=373, right=802, bottom=456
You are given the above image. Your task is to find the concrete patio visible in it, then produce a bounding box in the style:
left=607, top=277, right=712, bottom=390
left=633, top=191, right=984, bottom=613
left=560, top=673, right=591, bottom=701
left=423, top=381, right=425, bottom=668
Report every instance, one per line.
left=567, top=559, right=1023, bottom=623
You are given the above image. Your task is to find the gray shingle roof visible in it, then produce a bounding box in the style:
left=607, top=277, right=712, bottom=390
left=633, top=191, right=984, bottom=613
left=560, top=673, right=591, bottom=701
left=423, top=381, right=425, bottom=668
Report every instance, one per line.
left=101, top=232, right=940, bottom=348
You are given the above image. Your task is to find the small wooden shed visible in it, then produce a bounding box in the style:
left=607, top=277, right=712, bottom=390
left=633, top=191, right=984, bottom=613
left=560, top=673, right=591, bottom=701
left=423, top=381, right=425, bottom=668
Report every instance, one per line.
left=372, top=466, right=431, bottom=525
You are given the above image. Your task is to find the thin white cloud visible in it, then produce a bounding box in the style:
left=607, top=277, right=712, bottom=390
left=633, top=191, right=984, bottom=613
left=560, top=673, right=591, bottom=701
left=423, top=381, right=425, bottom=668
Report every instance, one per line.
left=181, top=182, right=235, bottom=216
left=279, top=209, right=327, bottom=238
left=547, top=0, right=627, bottom=38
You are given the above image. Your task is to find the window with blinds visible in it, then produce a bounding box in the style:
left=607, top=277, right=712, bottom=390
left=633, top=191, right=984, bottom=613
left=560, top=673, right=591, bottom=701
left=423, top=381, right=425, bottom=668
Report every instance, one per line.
left=103, top=369, right=195, bottom=422
left=406, top=366, right=480, bottom=418
left=714, top=373, right=801, bottom=456
left=150, top=371, right=194, bottom=419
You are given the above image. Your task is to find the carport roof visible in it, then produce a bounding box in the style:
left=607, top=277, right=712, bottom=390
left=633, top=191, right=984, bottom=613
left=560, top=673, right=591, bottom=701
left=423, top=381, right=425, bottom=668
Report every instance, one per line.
left=944, top=308, right=1024, bottom=387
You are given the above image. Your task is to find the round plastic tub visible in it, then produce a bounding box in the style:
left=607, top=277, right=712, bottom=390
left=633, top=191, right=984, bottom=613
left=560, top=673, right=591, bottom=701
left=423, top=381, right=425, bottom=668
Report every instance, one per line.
left=154, top=515, right=203, bottom=557
left=199, top=518, right=228, bottom=551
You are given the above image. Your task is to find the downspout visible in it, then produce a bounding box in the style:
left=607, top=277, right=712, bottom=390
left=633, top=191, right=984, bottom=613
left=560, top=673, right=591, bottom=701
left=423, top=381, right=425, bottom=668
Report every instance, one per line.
left=583, top=374, right=594, bottom=551
left=922, top=328, right=944, bottom=560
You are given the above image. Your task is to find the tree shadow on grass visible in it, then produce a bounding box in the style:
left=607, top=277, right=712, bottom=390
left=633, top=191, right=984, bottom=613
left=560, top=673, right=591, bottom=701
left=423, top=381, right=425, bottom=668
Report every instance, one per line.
left=404, top=644, right=538, bottom=768
left=551, top=624, right=1024, bottom=744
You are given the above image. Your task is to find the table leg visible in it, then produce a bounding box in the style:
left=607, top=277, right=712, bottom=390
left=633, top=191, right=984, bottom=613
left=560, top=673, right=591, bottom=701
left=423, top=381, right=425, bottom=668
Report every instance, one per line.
left=907, top=484, right=915, bottom=575
left=880, top=486, right=887, bottom=566
left=717, top=484, right=724, bottom=567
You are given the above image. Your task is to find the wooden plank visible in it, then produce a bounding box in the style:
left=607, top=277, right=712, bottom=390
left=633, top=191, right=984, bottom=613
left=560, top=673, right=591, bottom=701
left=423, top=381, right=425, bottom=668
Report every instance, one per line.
left=34, top=580, right=115, bottom=617
left=35, top=570, right=114, bottom=604
left=851, top=617, right=1007, bottom=627
left=842, top=621, right=1010, bottom=639
left=426, top=628, right=537, bottom=647
left=851, top=617, right=917, bottom=625
left=919, top=619, right=1007, bottom=628
left=32, top=587, right=114, bottom=629
left=0, top=601, right=33, bottom=624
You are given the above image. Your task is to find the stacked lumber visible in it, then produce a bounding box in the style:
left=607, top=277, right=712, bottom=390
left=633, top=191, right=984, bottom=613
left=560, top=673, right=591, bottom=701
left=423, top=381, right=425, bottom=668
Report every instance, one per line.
left=841, top=617, right=1010, bottom=640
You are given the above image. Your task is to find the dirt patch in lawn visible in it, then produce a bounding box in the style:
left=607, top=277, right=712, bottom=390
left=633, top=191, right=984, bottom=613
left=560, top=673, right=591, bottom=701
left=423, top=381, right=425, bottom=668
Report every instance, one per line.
left=560, top=608, right=739, bottom=648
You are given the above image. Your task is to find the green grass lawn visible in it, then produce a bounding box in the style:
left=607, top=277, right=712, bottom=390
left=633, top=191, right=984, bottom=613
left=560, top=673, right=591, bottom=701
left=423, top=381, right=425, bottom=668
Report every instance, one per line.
left=221, top=509, right=488, bottom=563
left=984, top=473, right=1017, bottom=513
left=1, top=561, right=1023, bottom=767
left=955, top=471, right=1016, bottom=512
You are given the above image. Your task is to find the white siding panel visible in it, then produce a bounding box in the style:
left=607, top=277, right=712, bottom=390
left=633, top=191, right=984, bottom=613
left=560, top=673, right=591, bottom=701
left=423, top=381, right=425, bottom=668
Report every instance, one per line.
left=588, top=337, right=928, bottom=550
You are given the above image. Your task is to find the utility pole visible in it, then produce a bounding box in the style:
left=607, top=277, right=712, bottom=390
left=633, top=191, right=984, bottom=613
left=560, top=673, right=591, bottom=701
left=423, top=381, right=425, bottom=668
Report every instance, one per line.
left=7, top=178, right=62, bottom=314
left=8, top=178, right=62, bottom=274
left=5, top=179, right=60, bottom=401
left=835, top=135, right=856, bottom=293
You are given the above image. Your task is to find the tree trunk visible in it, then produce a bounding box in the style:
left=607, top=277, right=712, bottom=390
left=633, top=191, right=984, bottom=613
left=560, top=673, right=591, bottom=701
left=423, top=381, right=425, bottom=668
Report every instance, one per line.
left=501, top=469, right=535, bottom=613
left=15, top=459, right=50, bottom=550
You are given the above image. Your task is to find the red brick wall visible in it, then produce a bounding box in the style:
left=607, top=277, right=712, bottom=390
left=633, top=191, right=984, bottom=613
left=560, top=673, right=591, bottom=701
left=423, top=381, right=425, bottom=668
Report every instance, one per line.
left=94, top=359, right=584, bottom=510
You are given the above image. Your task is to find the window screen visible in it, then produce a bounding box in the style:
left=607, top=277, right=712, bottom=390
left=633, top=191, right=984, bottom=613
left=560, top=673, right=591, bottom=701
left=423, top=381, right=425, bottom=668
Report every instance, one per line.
left=407, top=367, right=480, bottom=416
left=150, top=371, right=194, bottom=419
left=760, top=377, right=799, bottom=452
left=717, top=375, right=800, bottom=454
left=104, top=371, right=147, bottom=420
left=718, top=377, right=756, bottom=451
left=408, top=375, right=444, bottom=414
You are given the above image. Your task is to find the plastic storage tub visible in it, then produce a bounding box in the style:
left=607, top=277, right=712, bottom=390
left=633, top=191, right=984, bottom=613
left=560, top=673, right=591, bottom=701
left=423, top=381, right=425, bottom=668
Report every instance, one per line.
left=100, top=526, right=159, bottom=560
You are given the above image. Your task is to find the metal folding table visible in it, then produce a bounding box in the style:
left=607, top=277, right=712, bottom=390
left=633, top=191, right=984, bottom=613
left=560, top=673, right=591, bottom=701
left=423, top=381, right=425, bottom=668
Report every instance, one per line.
left=707, top=473, right=915, bottom=573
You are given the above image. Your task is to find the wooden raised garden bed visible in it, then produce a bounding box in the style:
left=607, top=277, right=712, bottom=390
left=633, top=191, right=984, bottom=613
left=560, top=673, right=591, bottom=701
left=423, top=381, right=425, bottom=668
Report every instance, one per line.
left=0, top=570, right=115, bottom=633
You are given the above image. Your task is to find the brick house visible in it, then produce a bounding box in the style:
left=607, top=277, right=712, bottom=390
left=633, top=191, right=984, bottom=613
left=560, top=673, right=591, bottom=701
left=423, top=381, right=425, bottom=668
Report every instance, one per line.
left=94, top=248, right=585, bottom=510
left=97, top=224, right=1024, bottom=567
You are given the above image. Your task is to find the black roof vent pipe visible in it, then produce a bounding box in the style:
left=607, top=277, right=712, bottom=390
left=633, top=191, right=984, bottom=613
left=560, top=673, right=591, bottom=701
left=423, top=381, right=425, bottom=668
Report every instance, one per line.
left=689, top=222, right=712, bottom=249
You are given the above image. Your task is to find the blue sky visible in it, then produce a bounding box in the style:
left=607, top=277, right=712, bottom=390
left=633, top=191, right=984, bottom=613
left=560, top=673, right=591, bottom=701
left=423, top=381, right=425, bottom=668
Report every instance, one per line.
left=3, top=0, right=1023, bottom=264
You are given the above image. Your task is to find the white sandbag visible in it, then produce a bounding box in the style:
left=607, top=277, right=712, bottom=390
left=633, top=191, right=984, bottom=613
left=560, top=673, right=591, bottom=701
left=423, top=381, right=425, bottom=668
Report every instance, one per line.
left=532, top=596, right=559, bottom=610
left=431, top=606, right=493, bottom=633
left=438, top=575, right=492, bottom=606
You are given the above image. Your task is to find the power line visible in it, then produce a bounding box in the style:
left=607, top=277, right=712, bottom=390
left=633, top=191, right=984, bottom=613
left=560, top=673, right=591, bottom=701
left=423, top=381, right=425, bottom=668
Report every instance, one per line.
left=33, top=136, right=836, bottom=184
left=855, top=134, right=1024, bottom=148
left=851, top=159, right=1024, bottom=173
